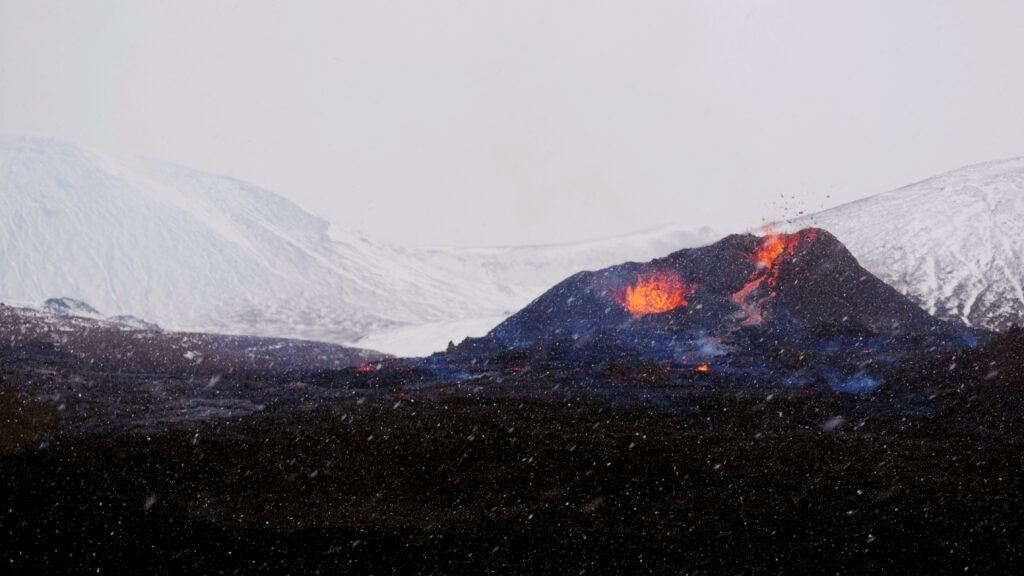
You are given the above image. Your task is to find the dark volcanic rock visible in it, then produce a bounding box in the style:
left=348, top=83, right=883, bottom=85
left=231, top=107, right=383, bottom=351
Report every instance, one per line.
left=3, top=382, right=1023, bottom=575
left=452, top=228, right=972, bottom=366
left=0, top=303, right=387, bottom=376
left=878, top=324, right=1024, bottom=420
left=0, top=381, right=59, bottom=454
left=42, top=297, right=101, bottom=316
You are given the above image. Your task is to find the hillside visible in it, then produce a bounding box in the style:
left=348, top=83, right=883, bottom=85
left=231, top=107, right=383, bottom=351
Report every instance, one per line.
left=784, top=157, right=1024, bottom=331
left=0, top=135, right=715, bottom=355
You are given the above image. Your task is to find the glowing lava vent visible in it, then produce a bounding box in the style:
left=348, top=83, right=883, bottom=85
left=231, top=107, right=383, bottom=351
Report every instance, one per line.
left=732, top=224, right=816, bottom=323
left=614, top=271, right=697, bottom=317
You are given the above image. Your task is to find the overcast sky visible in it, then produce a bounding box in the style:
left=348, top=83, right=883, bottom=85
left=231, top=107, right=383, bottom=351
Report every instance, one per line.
left=2, top=1, right=1023, bottom=247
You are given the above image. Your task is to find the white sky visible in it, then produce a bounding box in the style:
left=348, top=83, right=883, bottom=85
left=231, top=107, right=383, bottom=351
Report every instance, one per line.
left=2, top=1, right=1023, bottom=247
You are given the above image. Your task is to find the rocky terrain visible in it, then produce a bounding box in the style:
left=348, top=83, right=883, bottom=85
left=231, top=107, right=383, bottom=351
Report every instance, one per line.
left=1, top=300, right=1023, bottom=573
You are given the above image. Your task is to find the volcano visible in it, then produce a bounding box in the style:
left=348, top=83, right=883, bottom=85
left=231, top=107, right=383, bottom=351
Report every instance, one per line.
left=451, top=228, right=974, bottom=381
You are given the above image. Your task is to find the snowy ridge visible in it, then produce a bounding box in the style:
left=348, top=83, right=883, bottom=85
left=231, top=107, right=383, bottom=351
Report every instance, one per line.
left=0, top=135, right=717, bottom=356
left=782, top=157, right=1024, bottom=332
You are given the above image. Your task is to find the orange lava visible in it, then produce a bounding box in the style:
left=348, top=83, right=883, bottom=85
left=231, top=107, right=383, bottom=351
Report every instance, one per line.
left=753, top=224, right=801, bottom=272
left=356, top=363, right=376, bottom=372
left=696, top=364, right=710, bottom=372
left=732, top=224, right=813, bottom=323
left=614, top=271, right=697, bottom=317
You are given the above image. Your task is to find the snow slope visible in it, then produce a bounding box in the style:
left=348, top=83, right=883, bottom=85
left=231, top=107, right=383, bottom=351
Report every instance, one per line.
left=0, top=135, right=716, bottom=356
left=782, top=157, right=1024, bottom=332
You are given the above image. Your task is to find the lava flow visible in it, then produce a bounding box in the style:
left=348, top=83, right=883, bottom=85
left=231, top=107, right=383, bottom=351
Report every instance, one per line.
left=732, top=224, right=814, bottom=323
left=614, top=271, right=697, bottom=317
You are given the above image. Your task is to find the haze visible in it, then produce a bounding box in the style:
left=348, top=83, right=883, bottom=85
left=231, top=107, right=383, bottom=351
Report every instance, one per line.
left=2, top=1, right=1023, bottom=247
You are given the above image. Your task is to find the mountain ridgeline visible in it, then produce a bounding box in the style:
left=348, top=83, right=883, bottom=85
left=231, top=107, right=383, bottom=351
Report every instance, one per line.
left=0, top=135, right=715, bottom=356
left=4, top=134, right=1023, bottom=357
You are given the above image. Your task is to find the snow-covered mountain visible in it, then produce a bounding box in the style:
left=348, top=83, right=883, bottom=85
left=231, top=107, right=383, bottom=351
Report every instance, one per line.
left=782, top=157, right=1024, bottom=332
left=0, top=135, right=716, bottom=356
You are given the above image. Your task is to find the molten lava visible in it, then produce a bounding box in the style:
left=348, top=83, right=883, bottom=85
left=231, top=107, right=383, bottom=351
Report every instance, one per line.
left=732, top=224, right=815, bottom=323
left=614, top=271, right=697, bottom=317
left=753, top=224, right=801, bottom=271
